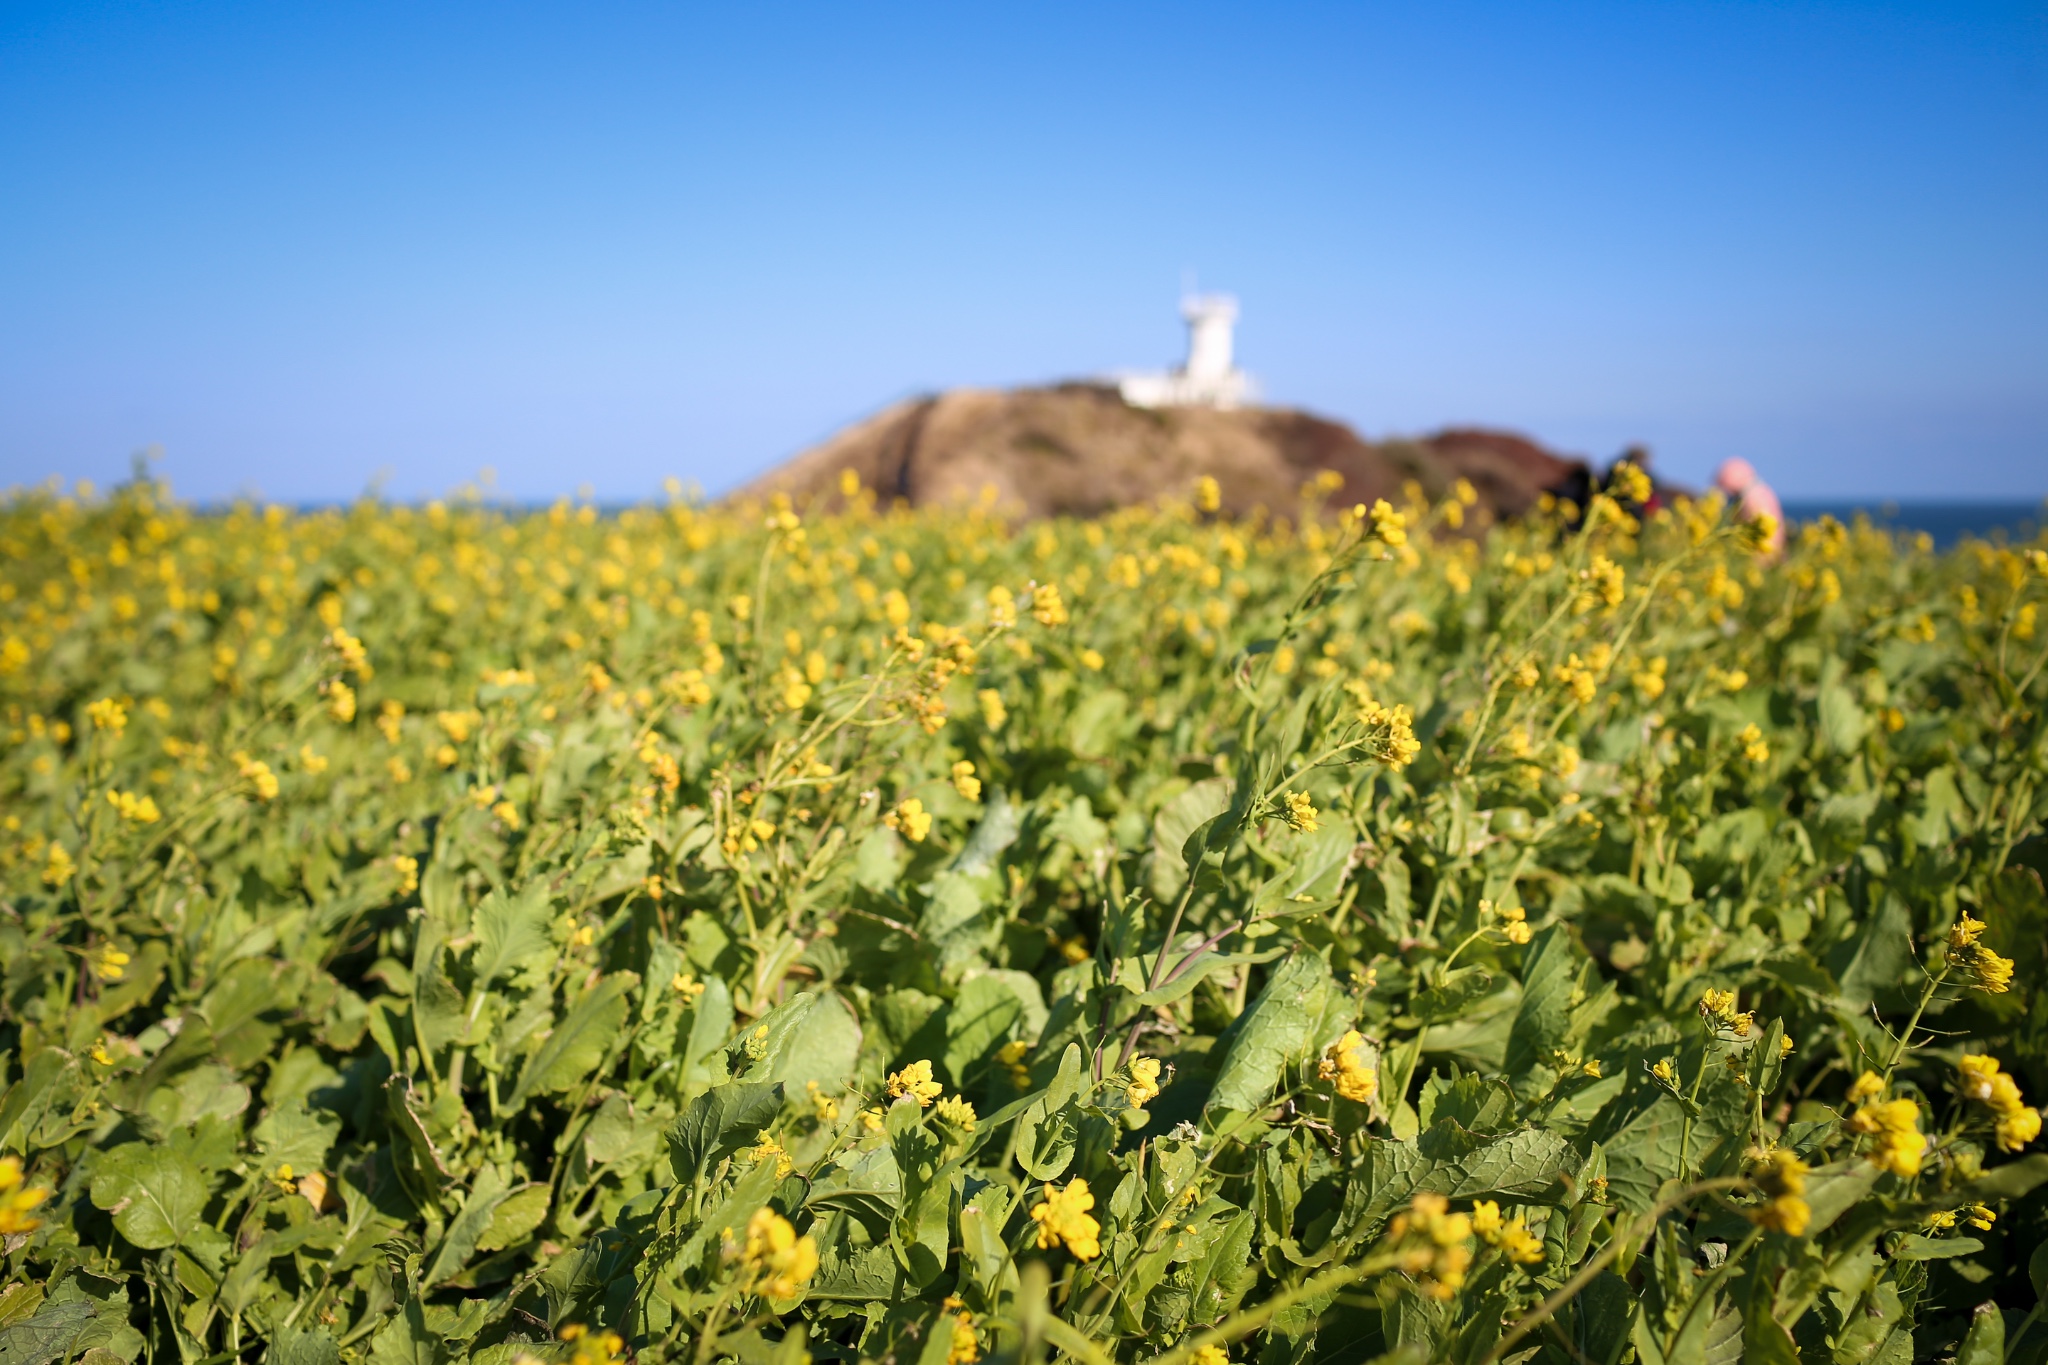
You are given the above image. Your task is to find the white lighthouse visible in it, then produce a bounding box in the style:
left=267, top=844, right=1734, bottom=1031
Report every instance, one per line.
left=1118, top=293, right=1257, bottom=410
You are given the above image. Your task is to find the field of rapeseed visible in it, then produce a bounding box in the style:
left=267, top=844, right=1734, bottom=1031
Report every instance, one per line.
left=3, top=467, right=2048, bottom=1365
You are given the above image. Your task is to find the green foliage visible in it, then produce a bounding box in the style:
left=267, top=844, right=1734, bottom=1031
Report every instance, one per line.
left=2, top=474, right=2048, bottom=1364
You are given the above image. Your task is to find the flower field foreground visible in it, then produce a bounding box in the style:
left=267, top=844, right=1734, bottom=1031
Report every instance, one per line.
left=3, top=471, right=2048, bottom=1365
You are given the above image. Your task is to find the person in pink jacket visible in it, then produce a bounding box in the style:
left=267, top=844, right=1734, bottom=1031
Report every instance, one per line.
left=1714, top=458, right=1786, bottom=553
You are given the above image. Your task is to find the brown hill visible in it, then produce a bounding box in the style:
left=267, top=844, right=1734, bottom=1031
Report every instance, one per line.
left=737, top=384, right=1587, bottom=526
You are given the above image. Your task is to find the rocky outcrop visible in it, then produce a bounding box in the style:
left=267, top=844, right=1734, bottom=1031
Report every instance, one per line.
left=737, top=384, right=1588, bottom=525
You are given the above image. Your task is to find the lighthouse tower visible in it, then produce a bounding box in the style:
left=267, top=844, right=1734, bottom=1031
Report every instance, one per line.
left=1118, top=293, right=1257, bottom=410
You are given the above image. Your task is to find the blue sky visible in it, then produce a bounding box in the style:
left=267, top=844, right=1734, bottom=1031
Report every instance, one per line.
left=2, top=1, right=2043, bottom=502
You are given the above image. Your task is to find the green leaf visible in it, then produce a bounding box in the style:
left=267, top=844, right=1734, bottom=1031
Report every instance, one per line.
left=949, top=785, right=1021, bottom=876
left=1742, top=1280, right=1800, bottom=1365
left=1409, top=968, right=1498, bottom=1027
left=1818, top=679, right=1870, bottom=754
left=1503, top=926, right=1575, bottom=1079
left=0, top=1300, right=97, bottom=1365
left=1947, top=1152, right=2048, bottom=1204
left=252, top=1101, right=341, bottom=1175
left=1154, top=778, right=1233, bottom=872
left=1014, top=1099, right=1080, bottom=1181
left=507, top=971, right=637, bottom=1107
left=266, top=1327, right=341, bottom=1365
left=1801, top=1160, right=1880, bottom=1236
left=1829, top=892, right=1913, bottom=1010
left=1891, top=1233, right=1983, bottom=1261
left=383, top=1074, right=453, bottom=1196
left=746, top=990, right=862, bottom=1093
left=468, top=882, right=555, bottom=989
left=1207, top=953, right=1335, bottom=1115
left=1956, top=1302, right=2005, bottom=1365
left=87, top=1143, right=208, bottom=1250
left=475, top=1183, right=551, bottom=1253
left=668, top=1081, right=786, bottom=1183
left=943, top=975, right=1025, bottom=1087
left=423, top=1167, right=509, bottom=1286
left=368, top=1298, right=445, bottom=1365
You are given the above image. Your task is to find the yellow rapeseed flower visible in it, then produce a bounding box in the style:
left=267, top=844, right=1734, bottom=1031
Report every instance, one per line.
left=105, top=789, right=161, bottom=823
left=1126, top=1056, right=1163, bottom=1107
left=1318, top=1030, right=1378, bottom=1104
left=886, top=1059, right=944, bottom=1106
left=1747, top=1148, right=1810, bottom=1235
left=735, top=1207, right=817, bottom=1299
left=1280, top=790, right=1320, bottom=834
left=1029, top=1178, right=1102, bottom=1260
left=884, top=797, right=933, bottom=843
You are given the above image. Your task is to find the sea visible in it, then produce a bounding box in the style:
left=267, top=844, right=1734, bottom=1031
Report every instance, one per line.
left=1778, top=501, right=2043, bottom=550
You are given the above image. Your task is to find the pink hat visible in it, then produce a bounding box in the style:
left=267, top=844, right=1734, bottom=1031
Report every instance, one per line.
left=1715, top=458, right=1757, bottom=494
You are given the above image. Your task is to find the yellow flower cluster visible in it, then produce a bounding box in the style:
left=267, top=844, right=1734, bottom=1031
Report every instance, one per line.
left=0, top=1155, right=49, bottom=1236
left=1029, top=1177, right=1102, bottom=1260
left=1360, top=499, right=1408, bottom=548
left=235, top=753, right=279, bottom=800
left=1737, top=723, right=1770, bottom=764
left=1353, top=697, right=1422, bottom=768
left=1318, top=1030, right=1379, bottom=1104
left=1698, top=988, right=1755, bottom=1038
left=1948, top=913, right=2015, bottom=994
left=1279, top=790, right=1320, bottom=834
left=1126, top=1055, right=1163, bottom=1107
left=951, top=760, right=981, bottom=801
left=1387, top=1193, right=1473, bottom=1299
left=1845, top=1072, right=1926, bottom=1177
left=1577, top=555, right=1626, bottom=612
left=1483, top=899, right=1532, bottom=945
left=934, top=1095, right=977, bottom=1131
left=884, top=796, right=933, bottom=843
left=85, top=697, right=128, bottom=733
left=557, top=1326, right=625, bottom=1365
left=105, top=789, right=160, bottom=823
left=736, top=1207, right=819, bottom=1299
left=748, top=1137, right=794, bottom=1177
left=1553, top=654, right=1598, bottom=705
left=89, top=943, right=130, bottom=982
left=1747, top=1148, right=1811, bottom=1236
left=997, top=1039, right=1031, bottom=1090
left=1469, top=1200, right=1544, bottom=1264
left=943, top=1296, right=981, bottom=1364
left=1957, top=1055, right=2042, bottom=1152
left=886, top=1059, right=946, bottom=1106
left=1610, top=460, right=1652, bottom=504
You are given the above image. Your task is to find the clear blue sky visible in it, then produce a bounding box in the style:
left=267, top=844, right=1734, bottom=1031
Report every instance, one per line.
left=2, top=1, right=2044, bottom=503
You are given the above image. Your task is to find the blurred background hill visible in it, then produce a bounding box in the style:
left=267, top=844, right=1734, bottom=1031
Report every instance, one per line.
left=741, top=386, right=1580, bottom=526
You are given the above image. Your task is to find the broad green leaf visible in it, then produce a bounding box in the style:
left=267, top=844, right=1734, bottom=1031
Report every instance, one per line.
left=507, top=971, right=637, bottom=1107
left=266, top=1327, right=341, bottom=1365
left=468, top=882, right=555, bottom=989
left=1503, top=925, right=1575, bottom=1080
left=423, top=1167, right=509, bottom=1286
left=475, top=1183, right=551, bottom=1253
left=1154, top=777, right=1233, bottom=872
left=1956, top=1301, right=2005, bottom=1365
left=1409, top=968, right=1498, bottom=1026
left=668, top=1081, right=786, bottom=1183
left=1207, top=953, right=1335, bottom=1115
left=943, top=975, right=1024, bottom=1087
left=88, top=1144, right=208, bottom=1250
left=751, top=990, right=863, bottom=1091
left=1891, top=1234, right=1984, bottom=1261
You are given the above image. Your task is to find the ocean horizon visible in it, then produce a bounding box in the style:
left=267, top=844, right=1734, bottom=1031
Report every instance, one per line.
left=1779, top=499, right=2042, bottom=548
